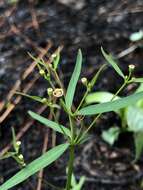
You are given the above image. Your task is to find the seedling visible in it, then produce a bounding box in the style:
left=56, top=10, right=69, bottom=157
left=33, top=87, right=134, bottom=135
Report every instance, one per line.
left=1, top=48, right=143, bottom=190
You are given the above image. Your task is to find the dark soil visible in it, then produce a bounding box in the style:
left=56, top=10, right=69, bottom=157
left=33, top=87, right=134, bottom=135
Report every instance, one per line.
left=0, top=0, right=143, bottom=189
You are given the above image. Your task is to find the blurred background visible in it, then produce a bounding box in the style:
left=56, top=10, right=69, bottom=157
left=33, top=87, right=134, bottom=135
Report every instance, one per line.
left=0, top=0, right=143, bottom=189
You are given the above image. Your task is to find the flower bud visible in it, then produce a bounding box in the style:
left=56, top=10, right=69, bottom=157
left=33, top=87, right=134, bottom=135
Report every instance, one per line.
left=47, top=88, right=53, bottom=96
left=129, top=64, right=135, bottom=71
left=53, top=88, right=63, bottom=98
left=49, top=63, right=53, bottom=68
left=51, top=53, right=57, bottom=58
left=81, top=77, right=87, bottom=85
left=39, top=69, right=45, bottom=76
left=16, top=141, right=21, bottom=146
left=18, top=154, right=24, bottom=160
left=41, top=98, right=47, bottom=103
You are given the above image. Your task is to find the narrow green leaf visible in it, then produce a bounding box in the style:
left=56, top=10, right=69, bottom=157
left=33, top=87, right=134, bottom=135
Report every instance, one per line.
left=134, top=132, right=143, bottom=161
left=53, top=53, right=60, bottom=70
left=130, top=30, right=143, bottom=42
left=0, top=143, right=69, bottom=190
left=101, top=47, right=125, bottom=78
left=16, top=92, right=43, bottom=103
left=126, top=106, right=143, bottom=132
left=65, top=49, right=82, bottom=110
left=78, top=91, right=143, bottom=115
left=72, top=176, right=85, bottom=190
left=11, top=127, right=17, bottom=152
left=102, top=127, right=121, bottom=145
left=85, top=91, right=119, bottom=104
left=0, top=152, right=16, bottom=160
left=28, top=111, right=71, bottom=137
left=132, top=78, right=143, bottom=83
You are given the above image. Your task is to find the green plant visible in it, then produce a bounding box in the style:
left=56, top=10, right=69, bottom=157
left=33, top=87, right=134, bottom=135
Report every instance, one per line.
left=85, top=51, right=143, bottom=162
left=1, top=47, right=143, bottom=190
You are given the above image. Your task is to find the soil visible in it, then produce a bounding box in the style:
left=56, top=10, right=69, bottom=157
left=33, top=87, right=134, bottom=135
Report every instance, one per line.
left=0, top=0, right=143, bottom=189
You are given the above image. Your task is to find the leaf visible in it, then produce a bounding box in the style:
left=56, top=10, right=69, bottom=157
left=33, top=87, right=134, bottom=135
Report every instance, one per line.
left=78, top=91, right=143, bottom=115
left=101, top=47, right=125, bottom=79
left=102, top=127, right=121, bottom=145
left=72, top=176, right=85, bottom=190
left=11, top=127, right=17, bottom=152
left=89, top=64, right=107, bottom=89
left=85, top=91, right=119, bottom=104
left=126, top=106, right=143, bottom=132
left=0, top=143, right=69, bottom=190
left=130, top=30, right=143, bottom=42
left=53, top=53, right=60, bottom=70
left=28, top=111, right=71, bottom=137
left=0, top=152, right=16, bottom=160
left=65, top=49, right=82, bottom=110
left=132, top=78, right=143, bottom=83
left=16, top=92, right=43, bottom=103
left=134, top=132, right=143, bottom=161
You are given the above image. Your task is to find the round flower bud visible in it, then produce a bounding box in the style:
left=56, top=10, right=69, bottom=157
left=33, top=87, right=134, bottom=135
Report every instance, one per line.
left=129, top=64, right=135, bottom=71
left=22, top=163, right=26, bottom=167
left=81, top=77, right=87, bottom=85
left=16, top=141, right=21, bottom=146
left=47, top=88, right=53, bottom=96
left=18, top=154, right=24, bottom=160
left=49, top=63, right=53, bottom=68
left=39, top=69, right=45, bottom=76
left=41, top=98, right=47, bottom=103
left=53, top=88, right=63, bottom=98
left=51, top=53, right=57, bottom=58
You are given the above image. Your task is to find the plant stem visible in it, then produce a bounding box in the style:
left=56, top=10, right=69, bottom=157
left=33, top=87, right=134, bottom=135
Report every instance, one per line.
left=75, top=89, right=89, bottom=113
left=65, top=145, right=75, bottom=190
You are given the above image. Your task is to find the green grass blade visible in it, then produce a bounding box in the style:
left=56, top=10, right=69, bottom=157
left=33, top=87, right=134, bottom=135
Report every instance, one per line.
left=28, top=111, right=71, bottom=137
left=101, top=47, right=125, bottom=79
left=0, top=143, right=69, bottom=190
left=78, top=91, right=143, bottom=115
left=65, top=49, right=82, bottom=110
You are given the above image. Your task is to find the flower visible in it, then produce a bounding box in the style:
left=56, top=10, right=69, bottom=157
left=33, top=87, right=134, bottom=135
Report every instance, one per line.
left=53, top=88, right=63, bottom=97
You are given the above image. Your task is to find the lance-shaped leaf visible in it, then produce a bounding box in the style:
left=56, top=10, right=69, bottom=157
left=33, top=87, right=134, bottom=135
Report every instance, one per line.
left=0, top=143, right=69, bottom=190
left=131, top=78, right=143, bottom=83
left=16, top=92, right=60, bottom=109
left=28, top=111, right=71, bottom=137
left=85, top=91, right=119, bottom=104
left=65, top=49, right=82, bottom=110
left=78, top=91, right=143, bottom=115
left=101, top=47, right=125, bottom=79
left=53, top=52, right=60, bottom=70
left=16, top=92, right=43, bottom=103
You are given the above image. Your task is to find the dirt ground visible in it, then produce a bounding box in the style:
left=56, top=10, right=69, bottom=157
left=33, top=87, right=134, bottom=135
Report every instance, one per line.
left=0, top=0, right=143, bottom=189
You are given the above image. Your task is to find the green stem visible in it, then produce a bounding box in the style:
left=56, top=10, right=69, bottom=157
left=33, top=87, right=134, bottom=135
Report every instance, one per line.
left=69, top=115, right=75, bottom=142
left=66, top=145, right=75, bottom=190
left=75, top=89, right=89, bottom=113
